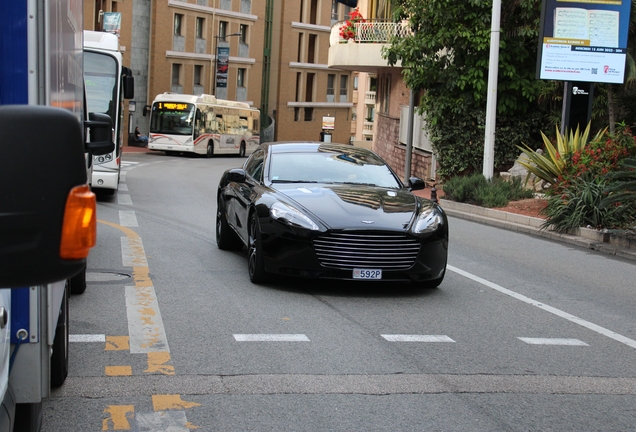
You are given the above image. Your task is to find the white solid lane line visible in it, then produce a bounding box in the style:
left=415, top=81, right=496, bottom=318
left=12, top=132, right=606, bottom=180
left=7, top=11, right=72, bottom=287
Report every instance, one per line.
left=448, top=265, right=636, bottom=350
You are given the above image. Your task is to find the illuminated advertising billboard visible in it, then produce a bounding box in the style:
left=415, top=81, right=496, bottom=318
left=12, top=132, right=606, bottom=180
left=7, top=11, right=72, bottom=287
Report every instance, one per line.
left=536, top=0, right=632, bottom=84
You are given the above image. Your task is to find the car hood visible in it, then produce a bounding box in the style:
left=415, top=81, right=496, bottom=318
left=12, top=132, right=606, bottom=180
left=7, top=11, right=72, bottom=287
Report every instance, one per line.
left=274, top=184, right=429, bottom=230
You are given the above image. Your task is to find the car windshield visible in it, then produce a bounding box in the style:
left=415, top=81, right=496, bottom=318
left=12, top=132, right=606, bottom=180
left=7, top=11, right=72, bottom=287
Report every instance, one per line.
left=269, top=150, right=402, bottom=189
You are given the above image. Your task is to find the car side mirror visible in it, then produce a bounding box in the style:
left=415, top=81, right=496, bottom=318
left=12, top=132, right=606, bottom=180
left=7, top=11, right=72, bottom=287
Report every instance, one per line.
left=0, top=105, right=91, bottom=287
left=85, top=112, right=115, bottom=156
left=226, top=168, right=247, bottom=183
left=409, top=176, right=426, bottom=191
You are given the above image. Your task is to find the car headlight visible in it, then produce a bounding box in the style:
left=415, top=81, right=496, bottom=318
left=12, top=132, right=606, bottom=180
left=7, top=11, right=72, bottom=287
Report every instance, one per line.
left=410, top=206, right=443, bottom=234
left=270, top=202, right=319, bottom=231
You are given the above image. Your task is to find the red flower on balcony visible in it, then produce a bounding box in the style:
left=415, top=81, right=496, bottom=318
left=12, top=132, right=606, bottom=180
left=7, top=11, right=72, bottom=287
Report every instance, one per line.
left=339, top=8, right=365, bottom=42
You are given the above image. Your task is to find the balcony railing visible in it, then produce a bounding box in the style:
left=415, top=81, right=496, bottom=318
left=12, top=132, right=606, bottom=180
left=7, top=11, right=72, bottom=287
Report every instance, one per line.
left=365, top=91, right=376, bottom=105
left=330, top=20, right=411, bottom=46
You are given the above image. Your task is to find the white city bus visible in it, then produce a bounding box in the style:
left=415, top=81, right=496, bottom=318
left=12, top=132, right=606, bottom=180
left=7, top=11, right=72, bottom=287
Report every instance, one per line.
left=84, top=30, right=134, bottom=195
left=147, top=93, right=260, bottom=157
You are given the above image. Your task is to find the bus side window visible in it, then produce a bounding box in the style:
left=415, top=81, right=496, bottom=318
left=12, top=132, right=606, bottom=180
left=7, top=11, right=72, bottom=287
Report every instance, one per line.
left=194, top=109, right=202, bottom=138
left=217, top=114, right=224, bottom=133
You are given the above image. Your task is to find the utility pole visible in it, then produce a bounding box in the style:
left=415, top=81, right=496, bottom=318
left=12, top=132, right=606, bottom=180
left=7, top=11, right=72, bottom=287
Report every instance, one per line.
left=482, top=0, right=501, bottom=180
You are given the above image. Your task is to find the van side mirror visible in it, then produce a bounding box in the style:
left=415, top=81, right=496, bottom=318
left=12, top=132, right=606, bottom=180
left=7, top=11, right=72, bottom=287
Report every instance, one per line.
left=0, top=105, right=90, bottom=287
left=85, top=112, right=115, bottom=156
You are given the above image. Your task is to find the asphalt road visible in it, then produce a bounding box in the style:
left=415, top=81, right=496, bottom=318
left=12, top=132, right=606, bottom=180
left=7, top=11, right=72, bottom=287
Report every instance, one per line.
left=42, top=152, right=636, bottom=431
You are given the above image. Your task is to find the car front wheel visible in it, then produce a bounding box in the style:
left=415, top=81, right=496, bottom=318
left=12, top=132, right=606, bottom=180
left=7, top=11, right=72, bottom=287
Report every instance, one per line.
left=216, top=198, right=242, bottom=250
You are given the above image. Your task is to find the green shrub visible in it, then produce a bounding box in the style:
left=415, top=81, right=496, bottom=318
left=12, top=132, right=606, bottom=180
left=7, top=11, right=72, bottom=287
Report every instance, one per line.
left=601, top=158, right=636, bottom=215
left=443, top=173, right=534, bottom=208
left=541, top=176, right=635, bottom=233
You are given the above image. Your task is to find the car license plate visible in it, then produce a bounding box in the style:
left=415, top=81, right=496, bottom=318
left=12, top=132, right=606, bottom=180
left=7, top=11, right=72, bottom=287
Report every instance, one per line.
left=353, top=269, right=382, bottom=279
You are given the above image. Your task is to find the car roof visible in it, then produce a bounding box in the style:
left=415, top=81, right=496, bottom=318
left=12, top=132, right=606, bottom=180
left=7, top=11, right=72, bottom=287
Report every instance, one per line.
left=266, top=141, right=375, bottom=156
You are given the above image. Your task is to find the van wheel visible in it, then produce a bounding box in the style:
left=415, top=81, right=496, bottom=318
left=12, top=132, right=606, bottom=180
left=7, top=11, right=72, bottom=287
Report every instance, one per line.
left=51, top=281, right=69, bottom=387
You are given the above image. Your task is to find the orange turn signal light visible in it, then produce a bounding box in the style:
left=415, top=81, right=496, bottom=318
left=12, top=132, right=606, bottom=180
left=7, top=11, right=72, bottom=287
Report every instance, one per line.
left=60, top=185, right=97, bottom=260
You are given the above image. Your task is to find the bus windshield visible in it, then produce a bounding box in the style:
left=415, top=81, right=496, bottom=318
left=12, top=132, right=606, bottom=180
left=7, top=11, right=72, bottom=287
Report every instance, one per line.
left=150, top=102, right=195, bottom=135
left=84, top=51, right=118, bottom=122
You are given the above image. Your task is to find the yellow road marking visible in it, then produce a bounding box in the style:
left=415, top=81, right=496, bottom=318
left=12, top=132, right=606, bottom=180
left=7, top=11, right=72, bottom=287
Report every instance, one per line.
left=152, top=394, right=201, bottom=411
left=145, top=352, right=175, bottom=375
left=102, top=405, right=134, bottom=430
left=105, top=336, right=130, bottom=351
left=105, top=366, right=133, bottom=376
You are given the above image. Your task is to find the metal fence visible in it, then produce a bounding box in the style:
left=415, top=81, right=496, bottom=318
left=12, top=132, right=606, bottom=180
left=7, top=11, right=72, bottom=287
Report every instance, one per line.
left=330, top=20, right=411, bottom=46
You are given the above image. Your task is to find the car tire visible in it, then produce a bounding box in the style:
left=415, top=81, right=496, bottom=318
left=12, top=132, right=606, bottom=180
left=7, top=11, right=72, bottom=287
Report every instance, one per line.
left=69, top=267, right=87, bottom=295
left=216, top=198, right=243, bottom=250
left=207, top=142, right=213, bottom=158
left=248, top=213, right=269, bottom=284
left=14, top=402, right=42, bottom=432
left=50, top=281, right=69, bottom=388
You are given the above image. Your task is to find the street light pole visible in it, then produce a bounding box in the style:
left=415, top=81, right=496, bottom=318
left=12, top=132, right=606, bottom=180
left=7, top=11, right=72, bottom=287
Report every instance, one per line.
left=213, top=32, right=242, bottom=97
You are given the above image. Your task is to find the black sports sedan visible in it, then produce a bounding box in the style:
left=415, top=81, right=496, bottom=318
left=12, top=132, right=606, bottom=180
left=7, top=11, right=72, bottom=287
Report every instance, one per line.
left=216, top=142, right=448, bottom=286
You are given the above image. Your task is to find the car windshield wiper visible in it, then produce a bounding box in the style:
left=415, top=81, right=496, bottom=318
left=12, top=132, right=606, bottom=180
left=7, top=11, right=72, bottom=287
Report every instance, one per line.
left=271, top=179, right=319, bottom=183
left=332, top=181, right=379, bottom=187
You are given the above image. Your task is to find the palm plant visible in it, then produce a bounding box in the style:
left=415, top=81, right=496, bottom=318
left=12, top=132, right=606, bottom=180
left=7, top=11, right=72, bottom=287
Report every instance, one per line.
left=516, top=122, right=607, bottom=186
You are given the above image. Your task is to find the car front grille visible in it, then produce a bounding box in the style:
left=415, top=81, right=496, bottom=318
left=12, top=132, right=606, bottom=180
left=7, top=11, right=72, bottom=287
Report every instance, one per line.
left=313, top=232, right=420, bottom=270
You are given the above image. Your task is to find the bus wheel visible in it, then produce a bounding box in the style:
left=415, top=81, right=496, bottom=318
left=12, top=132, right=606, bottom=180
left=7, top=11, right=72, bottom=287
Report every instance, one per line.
left=239, top=142, right=246, bottom=157
left=207, top=142, right=213, bottom=158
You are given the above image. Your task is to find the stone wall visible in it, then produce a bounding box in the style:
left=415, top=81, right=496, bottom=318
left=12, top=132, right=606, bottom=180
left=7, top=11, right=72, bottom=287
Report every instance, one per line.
left=374, top=113, right=433, bottom=183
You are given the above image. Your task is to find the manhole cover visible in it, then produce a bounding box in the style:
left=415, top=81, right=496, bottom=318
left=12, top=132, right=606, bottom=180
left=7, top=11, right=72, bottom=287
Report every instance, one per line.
left=87, top=272, right=131, bottom=282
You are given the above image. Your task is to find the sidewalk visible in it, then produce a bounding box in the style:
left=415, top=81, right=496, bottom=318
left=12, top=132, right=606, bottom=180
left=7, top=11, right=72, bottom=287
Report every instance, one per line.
left=122, top=145, right=152, bottom=153
left=414, top=188, right=636, bottom=262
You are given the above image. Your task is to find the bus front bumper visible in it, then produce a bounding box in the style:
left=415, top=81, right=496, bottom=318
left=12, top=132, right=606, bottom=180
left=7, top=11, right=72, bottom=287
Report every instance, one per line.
left=91, top=169, right=119, bottom=191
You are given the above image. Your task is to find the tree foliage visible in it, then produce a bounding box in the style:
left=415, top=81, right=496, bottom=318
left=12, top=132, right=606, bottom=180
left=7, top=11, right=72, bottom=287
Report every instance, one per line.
left=384, top=0, right=550, bottom=178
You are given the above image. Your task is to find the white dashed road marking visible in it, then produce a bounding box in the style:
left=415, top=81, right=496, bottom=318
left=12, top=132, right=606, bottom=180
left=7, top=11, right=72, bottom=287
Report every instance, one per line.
left=234, top=334, right=310, bottom=342
left=119, top=210, right=138, bottom=227
left=382, top=335, right=455, bottom=342
left=70, top=334, right=106, bottom=343
left=518, top=338, right=589, bottom=346
left=117, top=194, right=133, bottom=205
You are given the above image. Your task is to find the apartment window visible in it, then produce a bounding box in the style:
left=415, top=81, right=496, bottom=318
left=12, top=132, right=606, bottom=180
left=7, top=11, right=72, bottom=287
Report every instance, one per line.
left=174, top=14, right=183, bottom=35
left=219, top=21, right=228, bottom=39
left=331, top=0, right=339, bottom=23
left=172, top=64, right=181, bottom=86
left=305, top=73, right=315, bottom=102
left=297, top=33, right=304, bottom=62
left=240, top=24, right=248, bottom=43
left=308, top=34, right=317, bottom=64
left=237, top=68, right=246, bottom=87
left=340, top=75, right=348, bottom=102
left=295, top=72, right=301, bottom=102
left=196, top=17, right=205, bottom=39
left=380, top=74, right=391, bottom=114
left=304, top=107, right=314, bottom=121
left=326, top=74, right=335, bottom=103
left=353, top=75, right=358, bottom=91
left=309, top=0, right=318, bottom=24
left=194, top=65, right=203, bottom=86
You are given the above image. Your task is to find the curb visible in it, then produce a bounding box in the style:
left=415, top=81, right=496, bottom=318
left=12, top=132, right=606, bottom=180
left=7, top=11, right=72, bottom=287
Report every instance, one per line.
left=439, top=199, right=636, bottom=262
